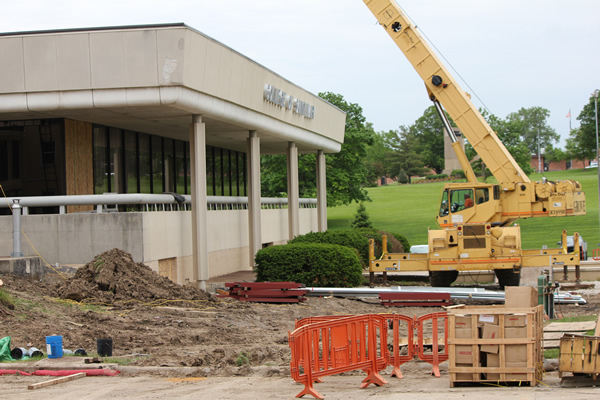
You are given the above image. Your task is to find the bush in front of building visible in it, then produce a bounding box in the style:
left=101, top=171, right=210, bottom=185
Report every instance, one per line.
left=388, top=231, right=411, bottom=253
left=288, top=230, right=369, bottom=267
left=254, top=243, right=363, bottom=288
left=358, top=228, right=410, bottom=253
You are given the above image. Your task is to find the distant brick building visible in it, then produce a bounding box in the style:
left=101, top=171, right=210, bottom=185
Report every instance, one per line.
left=529, top=155, right=589, bottom=172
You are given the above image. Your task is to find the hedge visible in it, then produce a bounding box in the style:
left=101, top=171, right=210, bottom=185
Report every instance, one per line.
left=425, top=174, right=448, bottom=180
left=254, top=243, right=363, bottom=287
left=289, top=230, right=369, bottom=267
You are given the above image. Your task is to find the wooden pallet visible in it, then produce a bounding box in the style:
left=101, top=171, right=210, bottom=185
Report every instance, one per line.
left=543, top=321, right=597, bottom=348
left=558, top=314, right=600, bottom=380
left=220, top=282, right=307, bottom=303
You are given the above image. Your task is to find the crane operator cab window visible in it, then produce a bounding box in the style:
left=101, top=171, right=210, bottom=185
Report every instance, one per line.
left=475, top=188, right=489, bottom=205
left=440, top=189, right=476, bottom=217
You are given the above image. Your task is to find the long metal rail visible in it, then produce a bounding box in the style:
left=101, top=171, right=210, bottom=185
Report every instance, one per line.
left=0, top=194, right=317, bottom=214
left=304, top=286, right=586, bottom=305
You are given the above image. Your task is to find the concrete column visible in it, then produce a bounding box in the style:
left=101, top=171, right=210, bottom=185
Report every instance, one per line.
left=247, top=131, right=262, bottom=267
left=189, top=115, right=209, bottom=290
left=287, top=142, right=299, bottom=240
left=316, top=150, right=327, bottom=232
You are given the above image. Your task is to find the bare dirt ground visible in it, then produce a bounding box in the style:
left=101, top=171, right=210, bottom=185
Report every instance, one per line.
left=1, top=248, right=599, bottom=399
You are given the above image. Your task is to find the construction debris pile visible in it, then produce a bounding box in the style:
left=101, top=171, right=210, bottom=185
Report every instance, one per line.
left=57, top=248, right=215, bottom=307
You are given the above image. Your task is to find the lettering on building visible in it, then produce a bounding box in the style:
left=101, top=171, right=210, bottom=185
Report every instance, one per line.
left=263, top=84, right=315, bottom=119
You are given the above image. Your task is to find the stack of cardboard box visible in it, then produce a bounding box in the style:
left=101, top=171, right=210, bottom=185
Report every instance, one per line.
left=453, top=315, right=476, bottom=380
left=482, top=313, right=529, bottom=380
left=447, top=286, right=543, bottom=386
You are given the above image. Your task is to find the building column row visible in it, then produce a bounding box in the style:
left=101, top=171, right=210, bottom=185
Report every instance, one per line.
left=189, top=119, right=328, bottom=285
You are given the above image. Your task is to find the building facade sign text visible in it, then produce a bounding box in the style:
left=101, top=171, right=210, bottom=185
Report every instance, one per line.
left=263, top=84, right=315, bottom=119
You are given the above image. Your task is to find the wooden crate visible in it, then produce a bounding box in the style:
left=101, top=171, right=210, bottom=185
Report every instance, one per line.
left=447, top=305, right=543, bottom=387
left=558, top=333, right=600, bottom=378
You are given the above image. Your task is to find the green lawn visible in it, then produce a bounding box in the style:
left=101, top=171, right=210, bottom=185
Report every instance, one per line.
left=327, top=168, right=600, bottom=251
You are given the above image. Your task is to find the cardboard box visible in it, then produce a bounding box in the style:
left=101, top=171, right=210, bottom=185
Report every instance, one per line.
left=504, top=314, right=527, bottom=327
left=505, top=361, right=528, bottom=380
left=486, top=353, right=500, bottom=380
left=478, top=314, right=498, bottom=325
left=455, top=316, right=472, bottom=329
left=480, top=324, right=500, bottom=354
left=505, top=327, right=527, bottom=339
left=455, top=363, right=477, bottom=380
left=455, top=345, right=475, bottom=364
left=505, top=286, right=538, bottom=308
left=506, top=344, right=528, bottom=363
left=455, top=328, right=473, bottom=339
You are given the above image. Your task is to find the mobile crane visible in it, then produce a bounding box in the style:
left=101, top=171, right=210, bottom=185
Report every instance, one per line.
left=362, top=0, right=586, bottom=288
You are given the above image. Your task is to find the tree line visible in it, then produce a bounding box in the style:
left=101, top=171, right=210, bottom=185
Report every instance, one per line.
left=260, top=91, right=598, bottom=206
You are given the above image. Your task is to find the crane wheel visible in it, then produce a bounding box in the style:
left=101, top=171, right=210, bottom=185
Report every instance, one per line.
left=494, top=269, right=521, bottom=290
left=428, top=270, right=459, bottom=287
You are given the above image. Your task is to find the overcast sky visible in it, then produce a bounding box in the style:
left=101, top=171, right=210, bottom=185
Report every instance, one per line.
left=2, top=0, right=599, bottom=147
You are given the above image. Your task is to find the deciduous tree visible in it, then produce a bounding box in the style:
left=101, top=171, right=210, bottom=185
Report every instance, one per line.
left=260, top=92, right=375, bottom=206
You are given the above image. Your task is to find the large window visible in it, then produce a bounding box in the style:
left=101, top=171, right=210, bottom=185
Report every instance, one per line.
left=124, top=131, right=138, bottom=193
left=151, top=135, right=163, bottom=194
left=205, top=145, right=247, bottom=197
left=175, top=140, right=186, bottom=194
left=93, top=125, right=108, bottom=193
left=92, top=126, right=246, bottom=197
left=139, top=133, right=151, bottom=193
left=0, top=119, right=64, bottom=214
left=109, top=128, right=122, bottom=193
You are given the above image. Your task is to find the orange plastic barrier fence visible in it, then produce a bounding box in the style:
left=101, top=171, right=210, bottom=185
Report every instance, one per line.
left=415, top=312, right=449, bottom=377
left=291, top=312, right=448, bottom=398
left=379, top=313, right=415, bottom=379
left=294, top=315, right=352, bottom=329
left=593, top=248, right=600, bottom=261
left=289, top=314, right=389, bottom=399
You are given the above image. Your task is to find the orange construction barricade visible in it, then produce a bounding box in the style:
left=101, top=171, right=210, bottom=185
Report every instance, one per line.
left=289, top=314, right=389, bottom=399
left=380, top=313, right=415, bottom=379
left=295, top=315, right=352, bottom=329
left=415, top=312, right=449, bottom=377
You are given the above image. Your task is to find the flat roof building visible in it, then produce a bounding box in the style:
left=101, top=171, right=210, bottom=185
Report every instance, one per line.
left=0, top=24, right=346, bottom=288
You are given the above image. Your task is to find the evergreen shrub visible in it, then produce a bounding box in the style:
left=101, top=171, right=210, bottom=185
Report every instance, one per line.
left=254, top=243, right=363, bottom=287
left=289, top=230, right=369, bottom=267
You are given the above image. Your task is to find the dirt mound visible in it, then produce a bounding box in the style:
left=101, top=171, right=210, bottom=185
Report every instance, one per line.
left=57, top=248, right=215, bottom=306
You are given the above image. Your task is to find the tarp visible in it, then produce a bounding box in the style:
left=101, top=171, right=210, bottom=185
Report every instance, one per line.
left=0, top=337, right=14, bottom=362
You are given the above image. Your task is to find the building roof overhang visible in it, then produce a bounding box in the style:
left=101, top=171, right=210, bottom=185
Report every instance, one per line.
left=0, top=24, right=345, bottom=154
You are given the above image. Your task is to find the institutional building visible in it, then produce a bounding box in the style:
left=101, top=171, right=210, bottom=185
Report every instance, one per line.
left=0, top=23, right=346, bottom=288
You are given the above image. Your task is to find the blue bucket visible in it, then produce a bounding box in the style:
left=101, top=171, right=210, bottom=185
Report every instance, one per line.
left=46, top=335, right=63, bottom=359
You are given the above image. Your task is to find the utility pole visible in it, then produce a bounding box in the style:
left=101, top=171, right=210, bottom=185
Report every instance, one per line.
left=593, top=89, right=600, bottom=238
left=538, top=130, right=542, bottom=173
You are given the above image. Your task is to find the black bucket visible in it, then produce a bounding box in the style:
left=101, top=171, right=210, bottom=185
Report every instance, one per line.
left=96, top=338, right=113, bottom=357
left=11, top=347, right=27, bottom=359
left=74, top=348, right=87, bottom=356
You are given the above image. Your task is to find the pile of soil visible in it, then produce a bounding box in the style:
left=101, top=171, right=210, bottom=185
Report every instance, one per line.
left=57, top=248, right=214, bottom=307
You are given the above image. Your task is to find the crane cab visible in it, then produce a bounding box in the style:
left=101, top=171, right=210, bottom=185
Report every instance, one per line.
left=436, top=183, right=502, bottom=228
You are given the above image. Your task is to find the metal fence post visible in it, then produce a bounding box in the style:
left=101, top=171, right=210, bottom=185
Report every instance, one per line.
left=11, top=199, right=24, bottom=257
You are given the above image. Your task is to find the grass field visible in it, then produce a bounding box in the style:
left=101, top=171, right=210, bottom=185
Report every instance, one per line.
left=327, top=168, right=599, bottom=251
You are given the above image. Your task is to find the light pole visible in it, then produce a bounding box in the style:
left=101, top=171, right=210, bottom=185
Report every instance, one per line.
left=594, top=89, right=600, bottom=239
